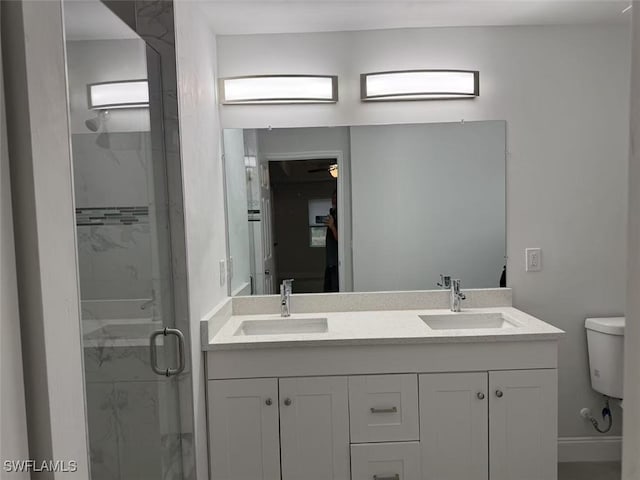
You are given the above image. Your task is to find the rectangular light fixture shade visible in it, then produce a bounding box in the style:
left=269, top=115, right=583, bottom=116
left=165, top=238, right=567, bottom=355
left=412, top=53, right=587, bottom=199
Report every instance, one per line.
left=219, top=75, right=338, bottom=104
left=361, top=70, right=479, bottom=101
left=88, top=80, right=149, bottom=109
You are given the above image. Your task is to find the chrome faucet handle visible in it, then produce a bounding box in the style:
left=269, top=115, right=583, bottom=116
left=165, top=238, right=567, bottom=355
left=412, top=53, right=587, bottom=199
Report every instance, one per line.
left=281, top=278, right=294, bottom=292
left=437, top=274, right=451, bottom=289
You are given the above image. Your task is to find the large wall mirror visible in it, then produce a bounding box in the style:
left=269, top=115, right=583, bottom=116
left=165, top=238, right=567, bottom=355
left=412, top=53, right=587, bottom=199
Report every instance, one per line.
left=223, top=121, right=506, bottom=296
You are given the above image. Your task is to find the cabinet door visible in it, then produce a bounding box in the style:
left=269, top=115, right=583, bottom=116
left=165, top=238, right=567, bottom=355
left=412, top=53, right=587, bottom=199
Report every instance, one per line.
left=279, top=376, right=350, bottom=480
left=208, top=379, right=280, bottom=480
left=489, top=369, right=558, bottom=480
left=419, top=372, right=488, bottom=480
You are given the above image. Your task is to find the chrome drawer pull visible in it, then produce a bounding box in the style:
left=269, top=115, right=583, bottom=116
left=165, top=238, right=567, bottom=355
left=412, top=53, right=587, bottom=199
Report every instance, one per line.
left=370, top=406, right=398, bottom=414
left=373, top=475, right=399, bottom=480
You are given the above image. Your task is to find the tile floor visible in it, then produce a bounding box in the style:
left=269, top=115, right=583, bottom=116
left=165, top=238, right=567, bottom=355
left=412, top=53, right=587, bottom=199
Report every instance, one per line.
left=558, top=462, right=621, bottom=480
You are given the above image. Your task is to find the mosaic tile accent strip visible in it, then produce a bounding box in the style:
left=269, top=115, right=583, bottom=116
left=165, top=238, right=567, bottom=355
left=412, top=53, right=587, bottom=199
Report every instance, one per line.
left=76, top=206, right=149, bottom=226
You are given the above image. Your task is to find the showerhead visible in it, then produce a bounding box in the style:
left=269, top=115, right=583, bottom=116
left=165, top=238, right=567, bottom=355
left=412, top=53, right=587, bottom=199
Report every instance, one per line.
left=84, top=110, right=109, bottom=132
left=84, top=111, right=110, bottom=148
left=85, top=117, right=100, bottom=132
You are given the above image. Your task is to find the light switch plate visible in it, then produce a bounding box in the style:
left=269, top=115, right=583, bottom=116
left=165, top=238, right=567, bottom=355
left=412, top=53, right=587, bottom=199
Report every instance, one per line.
left=526, top=248, right=542, bottom=272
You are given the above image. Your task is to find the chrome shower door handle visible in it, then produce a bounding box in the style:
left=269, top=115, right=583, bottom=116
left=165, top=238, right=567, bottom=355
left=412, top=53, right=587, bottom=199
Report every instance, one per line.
left=150, top=327, right=186, bottom=377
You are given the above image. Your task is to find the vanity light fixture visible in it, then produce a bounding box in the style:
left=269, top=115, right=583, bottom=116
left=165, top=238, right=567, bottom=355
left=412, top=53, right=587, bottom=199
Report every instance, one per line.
left=219, top=75, right=339, bottom=105
left=360, top=70, right=479, bottom=101
left=87, top=79, right=149, bottom=110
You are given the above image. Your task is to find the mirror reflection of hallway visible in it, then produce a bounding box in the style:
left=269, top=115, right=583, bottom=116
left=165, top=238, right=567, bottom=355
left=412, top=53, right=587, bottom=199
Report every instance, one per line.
left=269, top=159, right=338, bottom=293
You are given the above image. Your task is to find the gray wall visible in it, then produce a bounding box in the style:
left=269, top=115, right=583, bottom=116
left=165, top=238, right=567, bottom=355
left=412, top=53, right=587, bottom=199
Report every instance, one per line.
left=351, top=121, right=505, bottom=291
left=217, top=24, right=631, bottom=441
left=0, top=3, right=29, bottom=473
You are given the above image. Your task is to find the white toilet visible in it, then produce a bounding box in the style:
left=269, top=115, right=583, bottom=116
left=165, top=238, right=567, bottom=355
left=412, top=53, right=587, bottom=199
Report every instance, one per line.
left=585, top=317, right=625, bottom=402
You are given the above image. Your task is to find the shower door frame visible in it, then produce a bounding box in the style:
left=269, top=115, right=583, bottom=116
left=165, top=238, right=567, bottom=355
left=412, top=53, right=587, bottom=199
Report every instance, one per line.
left=86, top=1, right=197, bottom=478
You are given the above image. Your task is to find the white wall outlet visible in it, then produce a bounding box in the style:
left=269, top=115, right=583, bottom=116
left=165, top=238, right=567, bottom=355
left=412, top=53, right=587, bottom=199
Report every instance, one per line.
left=219, top=259, right=226, bottom=286
left=525, top=248, right=542, bottom=272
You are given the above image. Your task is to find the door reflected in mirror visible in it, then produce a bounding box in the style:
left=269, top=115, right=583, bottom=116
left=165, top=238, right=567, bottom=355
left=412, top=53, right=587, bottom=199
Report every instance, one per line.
left=223, top=121, right=506, bottom=295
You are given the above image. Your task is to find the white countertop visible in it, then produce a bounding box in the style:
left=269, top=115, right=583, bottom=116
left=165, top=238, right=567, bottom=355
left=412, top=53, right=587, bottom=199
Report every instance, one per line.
left=206, top=306, right=564, bottom=351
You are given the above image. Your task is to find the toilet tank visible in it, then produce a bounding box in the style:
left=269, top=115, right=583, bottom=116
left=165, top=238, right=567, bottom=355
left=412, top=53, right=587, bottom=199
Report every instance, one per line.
left=585, top=317, right=625, bottom=399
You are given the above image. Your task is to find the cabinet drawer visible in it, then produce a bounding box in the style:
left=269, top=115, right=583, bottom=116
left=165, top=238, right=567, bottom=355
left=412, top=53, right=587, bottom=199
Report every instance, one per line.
left=349, top=374, right=419, bottom=442
left=351, top=442, right=420, bottom=480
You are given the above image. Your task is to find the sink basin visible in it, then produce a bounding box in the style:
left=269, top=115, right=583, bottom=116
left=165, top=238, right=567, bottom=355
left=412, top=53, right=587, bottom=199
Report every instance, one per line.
left=234, top=317, right=328, bottom=336
left=419, top=312, right=520, bottom=330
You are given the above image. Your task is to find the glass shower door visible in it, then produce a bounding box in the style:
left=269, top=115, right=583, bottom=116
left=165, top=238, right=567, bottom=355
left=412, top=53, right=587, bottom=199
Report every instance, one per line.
left=63, top=1, right=194, bottom=479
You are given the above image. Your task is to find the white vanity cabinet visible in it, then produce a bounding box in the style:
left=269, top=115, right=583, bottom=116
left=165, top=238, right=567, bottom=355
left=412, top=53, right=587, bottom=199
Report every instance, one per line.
left=208, top=376, right=350, bottom=480
left=419, top=369, right=557, bottom=480
left=419, top=372, right=489, bottom=480
left=489, top=369, right=558, bottom=480
left=279, top=377, right=350, bottom=480
left=208, top=378, right=281, bottom=480
left=208, top=369, right=557, bottom=480
left=206, top=328, right=561, bottom=480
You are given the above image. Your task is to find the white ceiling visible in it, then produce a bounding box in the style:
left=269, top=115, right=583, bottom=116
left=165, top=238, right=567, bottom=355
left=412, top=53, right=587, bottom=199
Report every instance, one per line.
left=64, top=0, right=139, bottom=41
left=197, top=0, right=631, bottom=36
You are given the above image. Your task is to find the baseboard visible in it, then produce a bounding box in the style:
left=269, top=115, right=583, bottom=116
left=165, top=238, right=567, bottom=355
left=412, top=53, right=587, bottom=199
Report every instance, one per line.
left=558, top=436, right=622, bottom=462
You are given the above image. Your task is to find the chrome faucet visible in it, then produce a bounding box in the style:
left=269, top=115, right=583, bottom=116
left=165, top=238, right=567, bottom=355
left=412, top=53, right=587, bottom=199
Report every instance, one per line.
left=280, top=279, right=294, bottom=317
left=437, top=274, right=452, bottom=289
left=450, top=279, right=466, bottom=312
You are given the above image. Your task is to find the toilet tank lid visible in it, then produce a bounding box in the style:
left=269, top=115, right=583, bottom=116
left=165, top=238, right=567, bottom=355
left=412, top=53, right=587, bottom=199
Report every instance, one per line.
left=585, top=317, right=625, bottom=335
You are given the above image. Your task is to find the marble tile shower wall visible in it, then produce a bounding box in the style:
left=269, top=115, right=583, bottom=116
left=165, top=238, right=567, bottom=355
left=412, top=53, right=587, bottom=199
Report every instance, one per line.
left=83, top=333, right=185, bottom=479
left=83, top=346, right=184, bottom=480
left=72, top=132, right=154, bottom=303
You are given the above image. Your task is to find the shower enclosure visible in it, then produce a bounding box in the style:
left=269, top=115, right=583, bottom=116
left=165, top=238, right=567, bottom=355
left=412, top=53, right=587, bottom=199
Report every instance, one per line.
left=62, top=1, right=195, bottom=478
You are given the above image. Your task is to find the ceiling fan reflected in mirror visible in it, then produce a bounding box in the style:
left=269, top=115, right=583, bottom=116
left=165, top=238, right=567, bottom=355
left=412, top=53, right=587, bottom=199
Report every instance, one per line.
left=308, top=163, right=338, bottom=178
